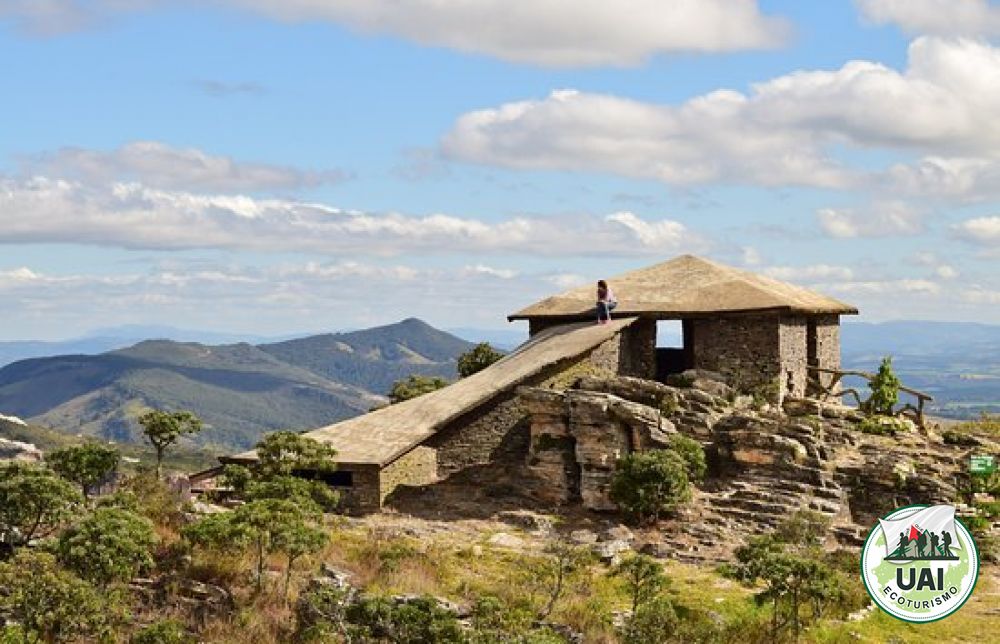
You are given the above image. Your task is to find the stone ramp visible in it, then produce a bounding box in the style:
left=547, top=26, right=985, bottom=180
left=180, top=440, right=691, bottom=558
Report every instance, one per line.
left=227, top=318, right=638, bottom=467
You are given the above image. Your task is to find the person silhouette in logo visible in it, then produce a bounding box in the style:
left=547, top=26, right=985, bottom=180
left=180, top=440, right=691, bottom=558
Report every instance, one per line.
left=942, top=530, right=953, bottom=557
left=897, top=531, right=909, bottom=557
left=930, top=531, right=940, bottom=558
left=916, top=529, right=928, bottom=557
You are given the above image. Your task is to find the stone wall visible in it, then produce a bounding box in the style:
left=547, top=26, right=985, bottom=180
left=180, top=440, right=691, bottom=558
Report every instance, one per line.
left=378, top=446, right=438, bottom=503
left=425, top=325, right=644, bottom=485
left=618, top=318, right=657, bottom=379
left=809, top=315, right=841, bottom=396
left=425, top=390, right=532, bottom=478
left=340, top=465, right=381, bottom=514
left=690, top=316, right=782, bottom=398
left=778, top=316, right=808, bottom=401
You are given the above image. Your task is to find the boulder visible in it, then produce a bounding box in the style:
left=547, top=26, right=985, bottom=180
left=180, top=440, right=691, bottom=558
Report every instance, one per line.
left=488, top=532, right=526, bottom=550
left=496, top=510, right=554, bottom=534
left=594, top=539, right=631, bottom=564
left=0, top=438, right=42, bottom=463
left=569, top=529, right=599, bottom=545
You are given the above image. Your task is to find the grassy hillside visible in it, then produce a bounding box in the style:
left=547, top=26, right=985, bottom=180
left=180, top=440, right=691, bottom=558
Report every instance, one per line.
left=0, top=319, right=472, bottom=451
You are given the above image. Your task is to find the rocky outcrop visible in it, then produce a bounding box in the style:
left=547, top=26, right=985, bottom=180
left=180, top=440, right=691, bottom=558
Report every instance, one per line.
left=0, top=437, right=42, bottom=463
left=519, top=373, right=978, bottom=561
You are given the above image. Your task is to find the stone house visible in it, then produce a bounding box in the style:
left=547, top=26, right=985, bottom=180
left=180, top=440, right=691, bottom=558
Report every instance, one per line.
left=221, top=254, right=856, bottom=512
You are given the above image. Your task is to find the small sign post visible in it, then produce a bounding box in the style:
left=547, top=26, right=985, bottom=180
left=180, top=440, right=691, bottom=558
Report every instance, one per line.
left=970, top=454, right=997, bottom=475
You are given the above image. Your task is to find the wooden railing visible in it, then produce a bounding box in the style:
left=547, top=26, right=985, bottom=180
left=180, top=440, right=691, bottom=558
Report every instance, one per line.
left=806, top=366, right=933, bottom=429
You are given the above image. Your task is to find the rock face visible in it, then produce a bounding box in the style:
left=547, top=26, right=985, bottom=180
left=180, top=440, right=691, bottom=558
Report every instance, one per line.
left=522, top=378, right=678, bottom=511
left=519, top=373, right=982, bottom=561
left=0, top=437, right=43, bottom=462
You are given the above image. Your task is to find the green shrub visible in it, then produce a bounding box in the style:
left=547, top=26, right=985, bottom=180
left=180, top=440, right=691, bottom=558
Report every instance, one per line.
left=857, top=415, right=911, bottom=436
left=942, top=429, right=979, bottom=446
left=389, top=375, right=450, bottom=403
left=344, top=595, right=464, bottom=643
left=610, top=450, right=691, bottom=524
left=0, top=551, right=107, bottom=643
left=131, top=619, right=194, bottom=644
left=864, top=356, right=900, bottom=416
left=0, top=462, right=81, bottom=548
left=56, top=507, right=157, bottom=585
left=620, top=595, right=677, bottom=644
left=457, top=343, right=505, bottom=378
left=666, top=435, right=707, bottom=483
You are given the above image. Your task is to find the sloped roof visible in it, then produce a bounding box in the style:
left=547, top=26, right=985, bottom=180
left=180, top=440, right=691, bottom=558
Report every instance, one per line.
left=508, top=254, right=857, bottom=320
left=226, top=317, right=638, bottom=467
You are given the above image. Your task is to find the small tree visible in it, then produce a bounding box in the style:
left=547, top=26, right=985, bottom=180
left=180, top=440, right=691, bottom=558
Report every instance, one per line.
left=137, top=410, right=203, bottom=476
left=46, top=443, right=120, bottom=500
left=223, top=431, right=340, bottom=512
left=274, top=520, right=328, bottom=598
left=619, top=596, right=677, bottom=644
left=255, top=430, right=338, bottom=478
left=0, top=550, right=106, bottom=643
left=727, top=510, right=844, bottom=641
left=526, top=540, right=592, bottom=620
left=864, top=356, right=900, bottom=416
left=0, top=463, right=81, bottom=548
left=185, top=498, right=324, bottom=594
left=388, top=375, right=449, bottom=403
left=610, top=450, right=691, bottom=524
left=457, top=342, right=504, bottom=378
left=612, top=553, right=669, bottom=615
left=56, top=507, right=157, bottom=586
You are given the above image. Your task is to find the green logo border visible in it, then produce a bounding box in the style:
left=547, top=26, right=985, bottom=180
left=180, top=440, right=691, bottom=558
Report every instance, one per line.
left=859, top=503, right=981, bottom=624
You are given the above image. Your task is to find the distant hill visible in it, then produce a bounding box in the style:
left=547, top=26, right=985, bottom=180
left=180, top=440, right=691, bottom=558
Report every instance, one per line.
left=0, top=325, right=303, bottom=368
left=260, top=318, right=475, bottom=394
left=0, top=319, right=473, bottom=450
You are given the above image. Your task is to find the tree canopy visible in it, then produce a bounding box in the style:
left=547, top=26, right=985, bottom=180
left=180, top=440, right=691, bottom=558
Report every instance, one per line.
left=388, top=375, right=449, bottom=403
left=457, top=342, right=504, bottom=378
left=0, top=462, right=81, bottom=548
left=56, top=506, right=157, bottom=586
left=46, top=443, right=120, bottom=499
left=0, top=550, right=107, bottom=643
left=137, top=409, right=203, bottom=476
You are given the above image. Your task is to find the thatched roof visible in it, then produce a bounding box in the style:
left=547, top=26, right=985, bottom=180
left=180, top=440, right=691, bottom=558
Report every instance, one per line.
left=226, top=317, right=637, bottom=467
left=508, top=255, right=857, bottom=320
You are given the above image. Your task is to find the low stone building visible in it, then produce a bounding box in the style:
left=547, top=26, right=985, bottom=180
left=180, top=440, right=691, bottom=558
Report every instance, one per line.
left=509, top=254, right=856, bottom=401
left=221, top=254, right=857, bottom=513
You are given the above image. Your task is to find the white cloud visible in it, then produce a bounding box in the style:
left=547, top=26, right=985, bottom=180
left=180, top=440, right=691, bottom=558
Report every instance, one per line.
left=816, top=202, right=925, bottom=238
left=961, top=287, right=1000, bottom=305
left=0, top=175, right=706, bottom=256
left=827, top=279, right=942, bottom=295
left=24, top=141, right=346, bottom=192
left=1, top=1, right=788, bottom=64
left=443, top=38, right=1000, bottom=187
left=954, top=215, right=1000, bottom=246
left=0, top=261, right=590, bottom=338
left=885, top=156, right=1000, bottom=202
left=219, top=0, right=788, bottom=67
left=740, top=246, right=764, bottom=267
left=856, top=0, right=1000, bottom=37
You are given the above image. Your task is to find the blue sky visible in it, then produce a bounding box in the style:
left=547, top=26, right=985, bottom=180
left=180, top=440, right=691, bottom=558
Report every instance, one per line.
left=1, top=0, right=998, bottom=340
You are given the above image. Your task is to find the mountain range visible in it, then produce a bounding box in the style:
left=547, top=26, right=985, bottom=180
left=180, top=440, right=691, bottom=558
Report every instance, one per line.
left=0, top=318, right=473, bottom=450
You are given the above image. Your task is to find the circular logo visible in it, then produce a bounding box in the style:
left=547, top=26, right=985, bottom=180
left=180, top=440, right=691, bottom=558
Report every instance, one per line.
left=861, top=504, right=979, bottom=623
